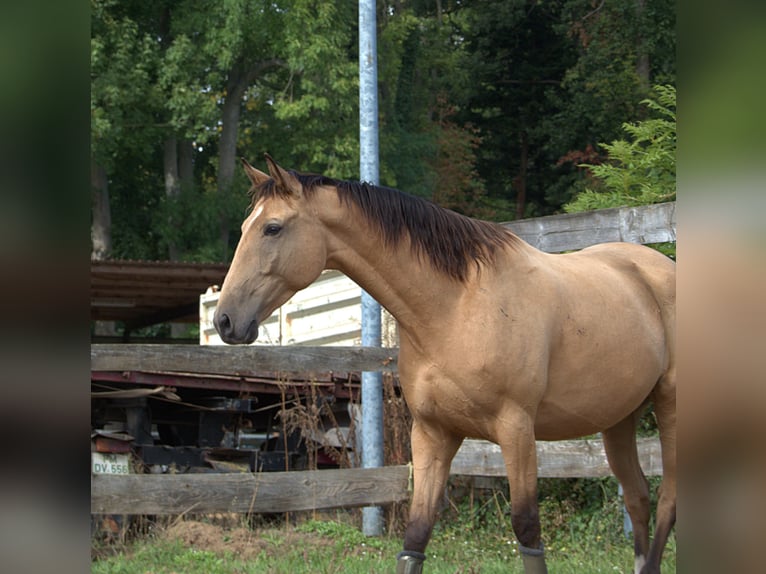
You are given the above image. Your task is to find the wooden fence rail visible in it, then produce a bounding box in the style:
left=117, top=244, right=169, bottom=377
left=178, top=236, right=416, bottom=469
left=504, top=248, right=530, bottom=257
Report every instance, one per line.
left=452, top=438, right=662, bottom=478
left=503, top=201, right=676, bottom=253
left=91, top=343, right=398, bottom=375
left=91, top=437, right=661, bottom=515
left=92, top=466, right=410, bottom=515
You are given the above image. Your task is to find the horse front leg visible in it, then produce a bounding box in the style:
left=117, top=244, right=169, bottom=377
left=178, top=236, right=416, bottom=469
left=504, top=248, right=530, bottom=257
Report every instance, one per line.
left=398, top=419, right=462, bottom=574
left=498, top=414, right=548, bottom=574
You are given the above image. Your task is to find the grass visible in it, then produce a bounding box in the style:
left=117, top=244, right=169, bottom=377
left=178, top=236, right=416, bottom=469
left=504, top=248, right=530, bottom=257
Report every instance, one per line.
left=91, top=480, right=676, bottom=574
left=91, top=522, right=675, bottom=573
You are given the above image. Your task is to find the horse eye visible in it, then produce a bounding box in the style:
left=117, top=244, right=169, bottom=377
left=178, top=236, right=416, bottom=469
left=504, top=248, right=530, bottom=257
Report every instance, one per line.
left=264, top=223, right=282, bottom=237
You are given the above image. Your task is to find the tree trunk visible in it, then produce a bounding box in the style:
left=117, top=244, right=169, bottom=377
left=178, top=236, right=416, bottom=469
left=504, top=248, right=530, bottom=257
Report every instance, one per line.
left=167, top=137, right=197, bottom=338
left=216, top=58, right=282, bottom=260
left=515, top=130, right=528, bottom=220
left=91, top=159, right=111, bottom=261
left=92, top=158, right=117, bottom=337
left=635, top=0, right=650, bottom=92
left=217, top=66, right=247, bottom=261
left=179, top=139, right=194, bottom=191
left=163, top=137, right=181, bottom=261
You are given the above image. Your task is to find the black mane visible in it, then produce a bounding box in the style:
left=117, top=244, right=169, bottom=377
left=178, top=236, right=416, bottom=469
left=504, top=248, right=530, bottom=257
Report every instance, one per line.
left=251, top=171, right=520, bottom=282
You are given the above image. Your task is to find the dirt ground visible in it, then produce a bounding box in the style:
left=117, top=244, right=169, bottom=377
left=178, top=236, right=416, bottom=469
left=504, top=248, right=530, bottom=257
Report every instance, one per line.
left=161, top=519, right=336, bottom=561
left=166, top=520, right=263, bottom=560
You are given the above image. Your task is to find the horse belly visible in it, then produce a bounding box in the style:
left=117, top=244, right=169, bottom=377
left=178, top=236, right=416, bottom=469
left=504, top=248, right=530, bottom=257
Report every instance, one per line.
left=533, top=398, right=642, bottom=440
left=534, top=327, right=665, bottom=440
left=528, top=250, right=671, bottom=440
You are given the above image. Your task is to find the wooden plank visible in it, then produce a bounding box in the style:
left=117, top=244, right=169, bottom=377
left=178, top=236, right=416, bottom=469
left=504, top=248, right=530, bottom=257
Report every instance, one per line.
left=450, top=438, right=662, bottom=478
left=91, top=344, right=399, bottom=374
left=92, top=439, right=663, bottom=515
left=504, top=202, right=676, bottom=253
left=91, top=465, right=410, bottom=515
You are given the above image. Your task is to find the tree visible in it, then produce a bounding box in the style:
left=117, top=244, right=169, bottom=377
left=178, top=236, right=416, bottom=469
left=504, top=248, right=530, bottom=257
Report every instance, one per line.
left=91, top=0, right=164, bottom=260
left=459, top=0, right=577, bottom=220
left=564, top=84, right=675, bottom=212
left=91, top=0, right=286, bottom=262
left=91, top=0, right=675, bottom=266
left=550, top=0, right=676, bottom=206
left=163, top=0, right=287, bottom=260
left=92, top=0, right=362, bottom=263
left=376, top=1, right=491, bottom=217
left=261, top=0, right=359, bottom=177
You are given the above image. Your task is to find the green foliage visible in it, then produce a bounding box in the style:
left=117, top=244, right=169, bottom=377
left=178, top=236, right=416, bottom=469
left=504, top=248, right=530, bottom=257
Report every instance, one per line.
left=92, top=0, right=676, bottom=266
left=158, top=33, right=220, bottom=144
left=267, top=0, right=359, bottom=177
left=549, top=0, right=675, bottom=212
left=377, top=5, right=478, bottom=204
left=434, top=475, right=675, bottom=572
left=564, top=84, right=676, bottom=213
left=296, top=519, right=386, bottom=551
left=90, top=0, right=163, bottom=169
left=459, top=0, right=578, bottom=218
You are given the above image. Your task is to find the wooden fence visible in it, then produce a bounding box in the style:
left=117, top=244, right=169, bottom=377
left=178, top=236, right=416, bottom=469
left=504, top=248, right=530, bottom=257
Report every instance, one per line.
left=91, top=343, right=398, bottom=374
left=91, top=438, right=661, bottom=515
left=503, top=201, right=676, bottom=252
left=92, top=466, right=410, bottom=515
left=91, top=202, right=674, bottom=516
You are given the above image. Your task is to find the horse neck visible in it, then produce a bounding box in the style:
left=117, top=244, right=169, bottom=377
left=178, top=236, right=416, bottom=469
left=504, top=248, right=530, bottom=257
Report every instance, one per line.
left=320, top=203, right=463, bottom=335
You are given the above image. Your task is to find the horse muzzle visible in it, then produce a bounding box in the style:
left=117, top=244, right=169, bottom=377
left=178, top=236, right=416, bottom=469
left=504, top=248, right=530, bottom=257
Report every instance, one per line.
left=213, top=310, right=259, bottom=344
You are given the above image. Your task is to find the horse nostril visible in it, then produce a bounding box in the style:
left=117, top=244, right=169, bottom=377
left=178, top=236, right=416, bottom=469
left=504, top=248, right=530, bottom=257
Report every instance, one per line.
left=245, top=319, right=259, bottom=343
left=215, top=312, right=232, bottom=337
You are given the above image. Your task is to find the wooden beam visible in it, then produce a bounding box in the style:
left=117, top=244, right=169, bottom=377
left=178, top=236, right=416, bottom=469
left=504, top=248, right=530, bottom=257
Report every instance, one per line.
left=504, top=202, right=676, bottom=253
left=91, top=260, right=229, bottom=280
left=451, top=438, right=663, bottom=478
left=91, top=465, right=410, bottom=515
left=123, top=303, right=199, bottom=331
left=91, top=344, right=399, bottom=374
left=91, top=438, right=663, bottom=515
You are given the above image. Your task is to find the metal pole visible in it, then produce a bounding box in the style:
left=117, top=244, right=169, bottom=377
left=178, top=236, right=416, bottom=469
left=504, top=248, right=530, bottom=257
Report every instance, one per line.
left=358, top=0, right=384, bottom=537
left=618, top=483, right=633, bottom=539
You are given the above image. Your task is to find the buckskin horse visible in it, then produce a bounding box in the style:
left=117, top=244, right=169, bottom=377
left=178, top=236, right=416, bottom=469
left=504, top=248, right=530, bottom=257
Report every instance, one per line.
left=214, top=156, right=676, bottom=574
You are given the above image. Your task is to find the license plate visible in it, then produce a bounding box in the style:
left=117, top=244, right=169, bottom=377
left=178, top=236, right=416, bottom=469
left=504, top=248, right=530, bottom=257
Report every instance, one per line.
left=92, top=452, right=130, bottom=475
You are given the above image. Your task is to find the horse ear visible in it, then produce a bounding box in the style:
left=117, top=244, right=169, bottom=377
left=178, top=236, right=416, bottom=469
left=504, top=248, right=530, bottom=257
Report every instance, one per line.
left=241, top=158, right=270, bottom=187
left=264, top=153, right=303, bottom=197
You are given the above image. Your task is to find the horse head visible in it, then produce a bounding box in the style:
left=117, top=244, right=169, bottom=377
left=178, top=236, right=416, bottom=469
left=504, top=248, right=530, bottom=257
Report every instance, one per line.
left=214, top=155, right=328, bottom=344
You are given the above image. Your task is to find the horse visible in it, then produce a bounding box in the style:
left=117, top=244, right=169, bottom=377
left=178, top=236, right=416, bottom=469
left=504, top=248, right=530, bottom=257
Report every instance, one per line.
left=214, top=156, right=676, bottom=574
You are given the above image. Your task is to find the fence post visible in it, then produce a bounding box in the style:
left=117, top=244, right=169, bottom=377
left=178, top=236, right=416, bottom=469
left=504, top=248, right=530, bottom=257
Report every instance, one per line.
left=359, top=0, right=384, bottom=537
left=618, top=483, right=633, bottom=539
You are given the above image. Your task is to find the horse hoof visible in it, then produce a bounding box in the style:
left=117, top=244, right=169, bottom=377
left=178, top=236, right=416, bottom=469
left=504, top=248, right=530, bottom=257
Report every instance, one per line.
left=396, top=550, right=426, bottom=574
left=520, top=544, right=549, bottom=574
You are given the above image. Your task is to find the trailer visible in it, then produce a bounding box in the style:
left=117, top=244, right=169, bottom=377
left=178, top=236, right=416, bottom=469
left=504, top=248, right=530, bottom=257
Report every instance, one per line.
left=199, top=270, right=398, bottom=347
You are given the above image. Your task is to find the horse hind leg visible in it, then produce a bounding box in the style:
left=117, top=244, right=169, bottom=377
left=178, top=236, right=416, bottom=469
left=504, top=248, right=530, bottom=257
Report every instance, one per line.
left=602, top=411, right=652, bottom=574
left=644, top=370, right=676, bottom=573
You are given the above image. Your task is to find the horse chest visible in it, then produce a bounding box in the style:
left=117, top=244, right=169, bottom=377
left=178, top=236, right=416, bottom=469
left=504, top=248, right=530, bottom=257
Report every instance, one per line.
left=398, top=352, right=512, bottom=439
